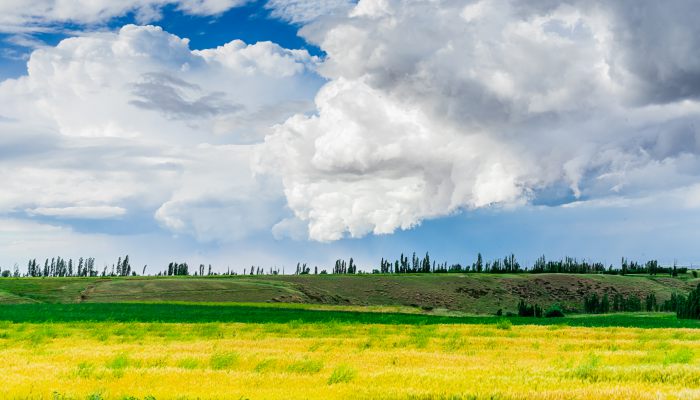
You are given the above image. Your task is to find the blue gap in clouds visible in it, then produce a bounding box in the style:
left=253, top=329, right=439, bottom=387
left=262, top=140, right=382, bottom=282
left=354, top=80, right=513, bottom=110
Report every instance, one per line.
left=0, top=1, right=321, bottom=80
left=0, top=22, right=90, bottom=79
left=147, top=2, right=322, bottom=55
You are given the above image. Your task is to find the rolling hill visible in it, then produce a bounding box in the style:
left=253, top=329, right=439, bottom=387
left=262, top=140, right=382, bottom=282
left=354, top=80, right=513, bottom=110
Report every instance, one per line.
left=1, top=273, right=697, bottom=314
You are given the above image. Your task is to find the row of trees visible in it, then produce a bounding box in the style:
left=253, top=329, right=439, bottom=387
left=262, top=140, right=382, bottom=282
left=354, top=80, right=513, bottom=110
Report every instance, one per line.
left=581, top=287, right=700, bottom=319
left=324, top=253, right=694, bottom=277
left=583, top=293, right=647, bottom=313
left=673, top=284, right=700, bottom=319
left=25, top=257, right=98, bottom=277
left=2, top=253, right=698, bottom=278
left=514, top=300, right=564, bottom=318
left=3, top=256, right=132, bottom=278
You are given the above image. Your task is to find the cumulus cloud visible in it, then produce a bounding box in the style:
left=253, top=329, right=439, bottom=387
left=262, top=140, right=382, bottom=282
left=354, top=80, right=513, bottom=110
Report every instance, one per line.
left=0, top=24, right=322, bottom=241
left=258, top=0, right=700, bottom=241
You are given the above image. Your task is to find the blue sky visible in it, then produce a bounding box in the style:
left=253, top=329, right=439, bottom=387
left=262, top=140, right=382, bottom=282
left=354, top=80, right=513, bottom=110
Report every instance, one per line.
left=1, top=0, right=699, bottom=273
left=0, top=1, right=320, bottom=80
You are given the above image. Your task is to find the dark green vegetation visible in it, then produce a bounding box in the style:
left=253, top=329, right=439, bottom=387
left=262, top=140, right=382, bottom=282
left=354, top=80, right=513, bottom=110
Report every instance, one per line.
left=1, top=274, right=698, bottom=314
left=676, top=284, right=700, bottom=319
left=1, top=302, right=699, bottom=328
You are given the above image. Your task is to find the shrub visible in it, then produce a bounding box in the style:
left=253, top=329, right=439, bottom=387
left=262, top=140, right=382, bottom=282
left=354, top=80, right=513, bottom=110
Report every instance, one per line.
left=544, top=305, right=565, bottom=318
left=496, top=318, right=512, bottom=330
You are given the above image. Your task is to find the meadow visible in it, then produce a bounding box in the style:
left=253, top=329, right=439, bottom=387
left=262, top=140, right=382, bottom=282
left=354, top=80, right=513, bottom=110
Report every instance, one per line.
left=0, top=303, right=699, bottom=399
left=1, top=275, right=699, bottom=399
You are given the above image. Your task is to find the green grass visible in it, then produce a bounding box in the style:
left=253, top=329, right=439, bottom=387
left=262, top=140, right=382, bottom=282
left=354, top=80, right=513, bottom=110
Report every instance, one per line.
left=327, top=365, right=356, bottom=385
left=0, top=274, right=697, bottom=313
left=0, top=302, right=698, bottom=328
left=287, top=359, right=324, bottom=374
left=209, top=352, right=238, bottom=370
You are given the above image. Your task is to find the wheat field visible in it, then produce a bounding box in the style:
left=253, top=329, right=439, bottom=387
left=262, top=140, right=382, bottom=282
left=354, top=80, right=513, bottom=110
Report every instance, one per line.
left=0, top=319, right=699, bottom=400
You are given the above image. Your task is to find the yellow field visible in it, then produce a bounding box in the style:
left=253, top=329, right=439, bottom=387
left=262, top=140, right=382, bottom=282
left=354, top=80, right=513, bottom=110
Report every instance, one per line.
left=1, top=320, right=699, bottom=399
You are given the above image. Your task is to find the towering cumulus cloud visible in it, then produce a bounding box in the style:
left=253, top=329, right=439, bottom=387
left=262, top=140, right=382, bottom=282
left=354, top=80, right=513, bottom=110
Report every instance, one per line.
left=0, top=25, right=321, bottom=241
left=259, top=0, right=700, bottom=241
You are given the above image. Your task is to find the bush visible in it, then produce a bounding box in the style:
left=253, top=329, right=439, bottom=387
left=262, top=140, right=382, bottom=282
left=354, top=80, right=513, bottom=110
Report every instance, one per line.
left=544, top=305, right=565, bottom=318
left=495, top=318, right=512, bottom=330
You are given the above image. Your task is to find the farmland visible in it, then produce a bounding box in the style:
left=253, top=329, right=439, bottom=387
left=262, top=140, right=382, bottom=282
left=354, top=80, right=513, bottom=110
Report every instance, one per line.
left=1, top=310, right=700, bottom=399
left=1, top=275, right=699, bottom=399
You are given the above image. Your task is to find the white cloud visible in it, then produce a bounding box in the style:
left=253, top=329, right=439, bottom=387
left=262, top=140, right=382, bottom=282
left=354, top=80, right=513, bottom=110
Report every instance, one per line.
left=259, top=0, right=700, bottom=241
left=266, top=0, right=354, bottom=24
left=26, top=206, right=127, bottom=219
left=0, top=218, right=118, bottom=261
left=0, top=0, right=248, bottom=33
left=153, top=144, right=286, bottom=241
left=3, top=0, right=700, bottom=250
left=0, top=24, right=322, bottom=241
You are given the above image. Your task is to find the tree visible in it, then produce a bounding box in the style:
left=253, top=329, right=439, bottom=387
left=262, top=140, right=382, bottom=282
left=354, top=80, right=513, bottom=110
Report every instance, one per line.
left=645, top=293, right=657, bottom=312
left=676, top=284, right=700, bottom=319
left=122, top=255, right=131, bottom=276
left=475, top=253, right=483, bottom=273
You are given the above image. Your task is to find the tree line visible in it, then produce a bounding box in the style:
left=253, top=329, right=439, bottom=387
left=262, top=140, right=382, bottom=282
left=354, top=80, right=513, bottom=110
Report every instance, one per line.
left=338, top=253, right=695, bottom=277
left=581, top=286, right=700, bottom=319
left=511, top=285, right=700, bottom=320
left=2, top=252, right=698, bottom=279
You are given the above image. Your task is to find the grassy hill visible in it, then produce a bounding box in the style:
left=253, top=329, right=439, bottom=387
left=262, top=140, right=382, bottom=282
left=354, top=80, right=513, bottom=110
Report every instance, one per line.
left=1, top=273, right=697, bottom=314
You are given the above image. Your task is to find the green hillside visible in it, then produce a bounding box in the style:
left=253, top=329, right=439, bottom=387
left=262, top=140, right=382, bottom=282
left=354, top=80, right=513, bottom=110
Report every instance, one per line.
left=0, top=273, right=697, bottom=314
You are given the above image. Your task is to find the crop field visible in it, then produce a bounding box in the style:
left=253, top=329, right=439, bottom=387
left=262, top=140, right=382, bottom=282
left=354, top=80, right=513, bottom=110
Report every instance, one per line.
left=1, top=303, right=699, bottom=399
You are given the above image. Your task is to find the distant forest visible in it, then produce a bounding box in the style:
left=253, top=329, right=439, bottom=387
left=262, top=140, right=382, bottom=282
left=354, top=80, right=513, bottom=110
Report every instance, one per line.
left=1, top=252, right=697, bottom=278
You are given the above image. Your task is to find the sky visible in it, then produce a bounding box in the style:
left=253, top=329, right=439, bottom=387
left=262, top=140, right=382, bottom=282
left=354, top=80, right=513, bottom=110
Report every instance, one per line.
left=1, top=0, right=700, bottom=274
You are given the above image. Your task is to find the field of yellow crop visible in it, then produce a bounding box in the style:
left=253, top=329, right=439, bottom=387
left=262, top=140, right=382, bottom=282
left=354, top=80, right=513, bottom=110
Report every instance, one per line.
left=1, top=320, right=699, bottom=399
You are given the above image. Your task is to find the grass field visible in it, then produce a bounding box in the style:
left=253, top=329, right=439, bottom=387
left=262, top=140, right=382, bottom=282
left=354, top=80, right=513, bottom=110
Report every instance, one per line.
left=1, top=276, right=698, bottom=399
left=1, top=274, right=698, bottom=314
left=1, top=307, right=700, bottom=399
